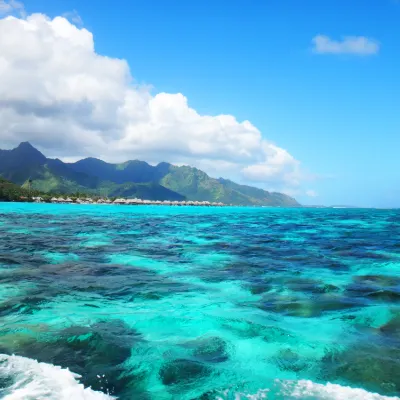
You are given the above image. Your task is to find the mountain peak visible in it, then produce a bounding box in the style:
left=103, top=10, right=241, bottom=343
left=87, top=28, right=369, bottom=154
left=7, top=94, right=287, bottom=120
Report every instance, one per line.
left=17, top=141, right=35, bottom=149
left=12, top=142, right=46, bottom=162
left=157, top=162, right=172, bottom=168
left=15, top=142, right=43, bottom=154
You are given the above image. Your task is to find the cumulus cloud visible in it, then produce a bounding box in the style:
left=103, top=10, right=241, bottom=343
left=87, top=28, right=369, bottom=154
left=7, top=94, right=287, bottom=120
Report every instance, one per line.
left=0, top=13, right=304, bottom=190
left=312, top=35, right=379, bottom=55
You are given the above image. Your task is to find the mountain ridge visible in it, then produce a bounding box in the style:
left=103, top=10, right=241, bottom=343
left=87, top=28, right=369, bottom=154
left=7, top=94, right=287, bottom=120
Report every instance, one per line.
left=0, top=142, right=300, bottom=206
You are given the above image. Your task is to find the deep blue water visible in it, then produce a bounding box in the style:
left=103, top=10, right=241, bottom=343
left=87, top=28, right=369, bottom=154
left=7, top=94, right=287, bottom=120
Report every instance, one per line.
left=0, top=203, right=400, bottom=399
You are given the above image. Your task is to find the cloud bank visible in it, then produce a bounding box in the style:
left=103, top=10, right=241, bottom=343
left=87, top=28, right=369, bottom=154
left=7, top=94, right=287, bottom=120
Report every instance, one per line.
left=0, top=13, right=303, bottom=190
left=312, top=35, right=380, bottom=55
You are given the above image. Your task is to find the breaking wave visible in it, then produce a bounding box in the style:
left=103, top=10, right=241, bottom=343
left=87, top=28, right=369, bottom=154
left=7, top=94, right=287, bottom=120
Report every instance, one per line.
left=216, top=380, right=400, bottom=400
left=0, top=354, right=114, bottom=400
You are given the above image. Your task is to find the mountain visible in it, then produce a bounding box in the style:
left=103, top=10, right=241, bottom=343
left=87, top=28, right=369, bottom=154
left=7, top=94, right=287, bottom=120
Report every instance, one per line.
left=70, top=158, right=299, bottom=206
left=217, top=178, right=299, bottom=206
left=0, top=143, right=182, bottom=200
left=0, top=142, right=99, bottom=191
left=71, top=158, right=156, bottom=184
left=0, top=142, right=300, bottom=206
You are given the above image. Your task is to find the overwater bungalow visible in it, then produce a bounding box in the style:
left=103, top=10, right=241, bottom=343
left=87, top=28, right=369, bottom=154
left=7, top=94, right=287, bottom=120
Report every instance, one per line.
left=113, top=198, right=126, bottom=204
left=44, top=195, right=226, bottom=207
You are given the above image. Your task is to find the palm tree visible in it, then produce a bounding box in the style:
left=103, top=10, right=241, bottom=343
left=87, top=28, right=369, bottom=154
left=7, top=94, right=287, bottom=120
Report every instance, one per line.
left=27, top=177, right=33, bottom=198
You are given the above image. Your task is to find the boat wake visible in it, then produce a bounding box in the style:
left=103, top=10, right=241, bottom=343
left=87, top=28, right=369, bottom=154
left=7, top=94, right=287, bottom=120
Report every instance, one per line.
left=0, top=354, right=114, bottom=400
left=216, top=380, right=400, bottom=400
left=1, top=353, right=400, bottom=400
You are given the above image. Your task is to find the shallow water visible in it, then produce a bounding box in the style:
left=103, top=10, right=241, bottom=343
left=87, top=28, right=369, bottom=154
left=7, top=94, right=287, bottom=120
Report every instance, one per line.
left=0, top=203, right=400, bottom=399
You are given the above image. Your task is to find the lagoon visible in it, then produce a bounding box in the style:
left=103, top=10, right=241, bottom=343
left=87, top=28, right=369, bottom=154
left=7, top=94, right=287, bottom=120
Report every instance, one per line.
left=0, top=203, right=400, bottom=399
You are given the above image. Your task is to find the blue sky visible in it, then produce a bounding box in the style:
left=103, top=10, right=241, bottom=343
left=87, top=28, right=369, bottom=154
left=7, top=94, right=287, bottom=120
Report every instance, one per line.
left=3, top=0, right=400, bottom=207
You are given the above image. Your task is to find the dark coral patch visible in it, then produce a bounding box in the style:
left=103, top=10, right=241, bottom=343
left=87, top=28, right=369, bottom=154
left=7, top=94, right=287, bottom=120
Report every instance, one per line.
left=159, top=359, right=211, bottom=386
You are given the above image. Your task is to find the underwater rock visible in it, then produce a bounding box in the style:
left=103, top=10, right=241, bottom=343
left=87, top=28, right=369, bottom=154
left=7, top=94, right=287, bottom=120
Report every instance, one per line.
left=316, top=295, right=361, bottom=312
left=248, top=283, right=272, bottom=295
left=222, top=261, right=265, bottom=281
left=321, top=345, right=400, bottom=396
left=315, top=284, right=341, bottom=294
left=222, top=318, right=294, bottom=343
left=222, top=319, right=265, bottom=339
left=0, top=255, right=21, bottom=265
left=347, top=275, right=400, bottom=304
left=0, top=332, right=38, bottom=355
left=186, top=336, right=229, bottom=363
left=346, top=282, right=375, bottom=296
left=284, top=277, right=340, bottom=295
left=0, top=294, right=47, bottom=317
left=366, top=290, right=400, bottom=303
left=159, top=359, right=211, bottom=386
left=379, top=314, right=400, bottom=338
left=273, top=348, right=308, bottom=373
left=259, top=294, right=359, bottom=318
left=284, top=277, right=321, bottom=292
left=354, top=275, right=400, bottom=288
left=246, top=279, right=273, bottom=295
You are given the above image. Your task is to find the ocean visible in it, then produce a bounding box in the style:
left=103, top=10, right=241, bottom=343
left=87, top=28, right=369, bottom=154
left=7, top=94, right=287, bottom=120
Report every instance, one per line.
left=0, top=203, right=399, bottom=399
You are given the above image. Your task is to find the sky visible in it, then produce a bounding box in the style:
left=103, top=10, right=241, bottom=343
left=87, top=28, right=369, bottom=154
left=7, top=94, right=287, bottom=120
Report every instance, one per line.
left=0, top=0, right=399, bottom=207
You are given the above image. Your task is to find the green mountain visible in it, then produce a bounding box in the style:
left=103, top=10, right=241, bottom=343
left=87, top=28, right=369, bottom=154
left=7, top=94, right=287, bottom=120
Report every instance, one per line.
left=70, top=156, right=299, bottom=206
left=0, top=143, right=183, bottom=200
left=71, top=157, right=155, bottom=184
left=0, top=142, right=99, bottom=191
left=217, top=178, right=299, bottom=206
left=0, top=142, right=300, bottom=206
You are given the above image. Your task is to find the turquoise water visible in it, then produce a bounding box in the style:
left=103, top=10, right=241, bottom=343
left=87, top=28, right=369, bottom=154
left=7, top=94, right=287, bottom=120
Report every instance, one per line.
left=0, top=203, right=400, bottom=399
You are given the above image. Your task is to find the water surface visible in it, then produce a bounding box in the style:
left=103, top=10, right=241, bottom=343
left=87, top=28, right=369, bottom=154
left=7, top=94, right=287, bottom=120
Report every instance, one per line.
left=0, top=203, right=400, bottom=399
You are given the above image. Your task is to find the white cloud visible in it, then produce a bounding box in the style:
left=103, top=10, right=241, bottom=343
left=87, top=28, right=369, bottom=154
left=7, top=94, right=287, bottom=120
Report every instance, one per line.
left=312, top=35, right=379, bottom=55
left=0, top=13, right=304, bottom=190
left=242, top=143, right=302, bottom=186
left=0, top=0, right=25, bottom=16
left=306, top=189, right=318, bottom=198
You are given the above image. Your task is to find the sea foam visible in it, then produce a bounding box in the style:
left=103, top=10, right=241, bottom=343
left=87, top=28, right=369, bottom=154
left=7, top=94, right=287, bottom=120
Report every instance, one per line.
left=0, top=354, right=114, bottom=400
left=216, top=380, right=400, bottom=400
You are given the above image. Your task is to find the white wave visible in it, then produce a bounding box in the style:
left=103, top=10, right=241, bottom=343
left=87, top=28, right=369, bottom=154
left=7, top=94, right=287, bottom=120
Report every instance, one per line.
left=0, top=354, right=115, bottom=400
left=216, top=380, right=400, bottom=400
